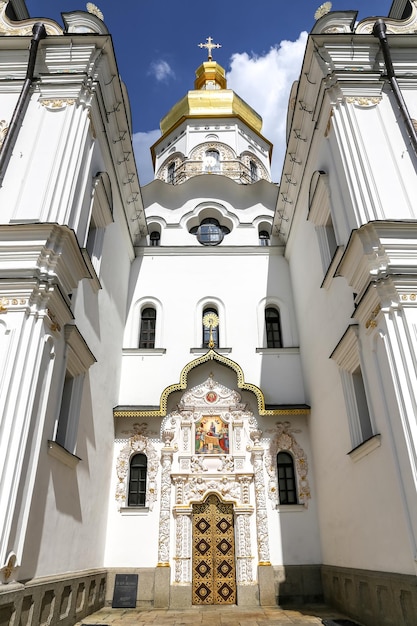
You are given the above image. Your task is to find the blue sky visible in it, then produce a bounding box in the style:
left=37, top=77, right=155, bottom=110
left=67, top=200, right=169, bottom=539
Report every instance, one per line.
left=26, top=1, right=392, bottom=183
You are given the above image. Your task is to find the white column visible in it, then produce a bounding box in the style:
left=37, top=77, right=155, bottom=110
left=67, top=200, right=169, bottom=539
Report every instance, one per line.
left=157, top=436, right=174, bottom=566
left=250, top=431, right=271, bottom=565
left=173, top=509, right=192, bottom=583
left=0, top=292, right=61, bottom=574
left=234, top=508, right=254, bottom=584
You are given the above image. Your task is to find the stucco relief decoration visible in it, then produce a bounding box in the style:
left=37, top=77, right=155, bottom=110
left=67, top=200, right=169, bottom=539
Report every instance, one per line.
left=174, top=513, right=191, bottom=583
left=346, top=97, right=381, bottom=108
left=251, top=446, right=270, bottom=563
left=0, top=553, right=19, bottom=584
left=184, top=476, right=240, bottom=504
left=356, top=1, right=417, bottom=34
left=86, top=2, right=104, bottom=20
left=156, top=154, right=184, bottom=183
left=401, top=293, right=417, bottom=302
left=314, top=2, right=332, bottom=20
left=158, top=449, right=173, bottom=564
left=115, top=433, right=158, bottom=510
left=241, top=153, right=269, bottom=182
left=235, top=514, right=253, bottom=584
left=265, top=421, right=311, bottom=507
left=178, top=376, right=252, bottom=455
left=179, top=375, right=244, bottom=414
left=0, top=120, right=8, bottom=149
left=0, top=297, right=27, bottom=313
left=190, top=142, right=236, bottom=163
left=218, top=455, right=234, bottom=472
left=0, top=1, right=63, bottom=35
left=40, top=99, right=76, bottom=111
left=190, top=455, right=207, bottom=473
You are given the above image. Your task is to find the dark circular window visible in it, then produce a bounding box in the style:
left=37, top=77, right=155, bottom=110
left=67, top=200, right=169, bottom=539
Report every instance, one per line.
left=191, top=218, right=230, bottom=246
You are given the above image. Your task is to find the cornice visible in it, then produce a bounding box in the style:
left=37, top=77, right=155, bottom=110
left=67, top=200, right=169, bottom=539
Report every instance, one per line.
left=0, top=30, right=146, bottom=249
left=336, top=221, right=417, bottom=301
left=134, top=245, right=285, bottom=256
left=141, top=175, right=279, bottom=211
left=0, top=223, right=92, bottom=295
left=274, top=25, right=417, bottom=247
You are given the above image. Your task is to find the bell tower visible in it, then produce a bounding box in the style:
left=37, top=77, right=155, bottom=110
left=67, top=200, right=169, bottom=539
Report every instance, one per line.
left=151, top=38, right=273, bottom=185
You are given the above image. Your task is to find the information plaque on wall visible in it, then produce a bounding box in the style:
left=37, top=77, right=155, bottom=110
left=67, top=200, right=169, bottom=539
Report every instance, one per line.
left=112, top=573, right=138, bottom=608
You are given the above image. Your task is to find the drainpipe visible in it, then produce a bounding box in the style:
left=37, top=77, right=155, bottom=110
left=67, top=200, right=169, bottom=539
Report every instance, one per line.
left=0, top=22, right=47, bottom=187
left=373, top=18, right=417, bottom=158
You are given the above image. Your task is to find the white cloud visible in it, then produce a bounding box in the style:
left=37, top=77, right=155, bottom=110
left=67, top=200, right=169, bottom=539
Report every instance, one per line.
left=227, top=32, right=308, bottom=182
left=132, top=129, right=160, bottom=186
left=149, top=60, right=175, bottom=82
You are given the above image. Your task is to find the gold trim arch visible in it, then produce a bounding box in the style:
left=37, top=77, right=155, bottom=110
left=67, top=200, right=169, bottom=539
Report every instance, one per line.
left=114, top=349, right=309, bottom=418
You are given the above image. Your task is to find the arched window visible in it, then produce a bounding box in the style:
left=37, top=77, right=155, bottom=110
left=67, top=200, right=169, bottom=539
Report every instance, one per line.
left=250, top=160, right=258, bottom=182
left=150, top=231, right=160, bottom=247
left=202, top=306, right=219, bottom=348
left=265, top=307, right=282, bottom=348
left=139, top=307, right=156, bottom=348
left=259, top=230, right=270, bottom=246
left=167, top=163, right=175, bottom=184
left=204, top=149, right=220, bottom=172
left=277, top=452, right=297, bottom=504
left=128, top=453, right=147, bottom=506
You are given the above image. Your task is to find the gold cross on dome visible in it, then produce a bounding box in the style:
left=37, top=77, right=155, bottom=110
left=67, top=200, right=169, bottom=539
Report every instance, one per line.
left=198, top=36, right=221, bottom=61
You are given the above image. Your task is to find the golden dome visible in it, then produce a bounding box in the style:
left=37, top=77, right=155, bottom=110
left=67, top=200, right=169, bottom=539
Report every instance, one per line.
left=159, top=61, right=263, bottom=136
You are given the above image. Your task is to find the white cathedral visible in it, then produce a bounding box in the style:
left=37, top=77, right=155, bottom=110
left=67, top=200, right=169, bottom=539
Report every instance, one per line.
left=0, top=0, right=417, bottom=624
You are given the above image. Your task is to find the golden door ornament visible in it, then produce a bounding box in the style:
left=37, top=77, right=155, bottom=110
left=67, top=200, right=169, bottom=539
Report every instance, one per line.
left=192, top=494, right=236, bottom=605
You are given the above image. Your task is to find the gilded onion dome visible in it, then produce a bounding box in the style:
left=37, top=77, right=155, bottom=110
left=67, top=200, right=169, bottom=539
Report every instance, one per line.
left=151, top=41, right=272, bottom=186
left=159, top=61, right=263, bottom=137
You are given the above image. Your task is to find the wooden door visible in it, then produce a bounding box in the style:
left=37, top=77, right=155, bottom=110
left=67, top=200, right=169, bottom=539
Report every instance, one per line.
left=192, top=494, right=236, bottom=605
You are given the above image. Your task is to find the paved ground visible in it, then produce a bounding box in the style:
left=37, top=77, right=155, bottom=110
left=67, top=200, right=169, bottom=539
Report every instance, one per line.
left=75, top=605, right=358, bottom=626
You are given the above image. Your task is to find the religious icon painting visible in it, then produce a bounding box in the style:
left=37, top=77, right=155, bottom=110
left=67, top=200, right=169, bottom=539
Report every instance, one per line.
left=195, top=416, right=229, bottom=454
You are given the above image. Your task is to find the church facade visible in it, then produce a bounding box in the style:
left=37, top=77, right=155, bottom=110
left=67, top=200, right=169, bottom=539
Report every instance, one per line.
left=1, top=1, right=417, bottom=625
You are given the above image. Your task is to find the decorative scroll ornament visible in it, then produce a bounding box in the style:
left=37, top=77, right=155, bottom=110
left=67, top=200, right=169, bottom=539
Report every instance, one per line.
left=346, top=97, right=382, bottom=108
left=356, top=0, right=417, bottom=34
left=365, top=304, right=381, bottom=330
left=191, top=455, right=207, bottom=473
left=0, top=1, right=63, bottom=35
left=265, top=421, right=311, bottom=507
left=314, top=2, right=332, bottom=20
left=40, top=99, right=76, bottom=111
left=115, top=433, right=158, bottom=510
left=0, top=120, right=8, bottom=148
left=184, top=476, right=240, bottom=505
left=86, top=3, right=104, bottom=21
left=0, top=553, right=19, bottom=584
